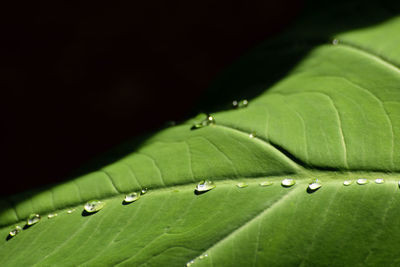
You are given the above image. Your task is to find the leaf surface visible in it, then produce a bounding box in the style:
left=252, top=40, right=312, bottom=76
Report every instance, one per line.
left=2, top=3, right=400, bottom=267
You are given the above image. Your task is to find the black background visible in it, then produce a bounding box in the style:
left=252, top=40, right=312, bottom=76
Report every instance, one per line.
left=0, top=1, right=302, bottom=195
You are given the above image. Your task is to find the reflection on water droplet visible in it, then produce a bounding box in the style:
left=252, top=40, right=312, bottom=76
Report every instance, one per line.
left=357, top=178, right=368, bottom=185
left=27, top=214, right=40, bottom=225
left=84, top=200, right=105, bottom=213
left=281, top=178, right=295, bottom=187
left=195, top=180, right=216, bottom=192
left=204, top=254, right=208, bottom=257
left=67, top=209, right=75, bottom=214
left=343, top=180, right=352, bottom=186
left=9, top=226, right=22, bottom=237
left=259, top=181, right=273, bottom=187
left=47, top=213, right=58, bottom=219
left=249, top=132, right=256, bottom=138
left=375, top=178, right=384, bottom=184
left=308, top=181, right=321, bottom=191
left=237, top=182, right=248, bottom=188
left=232, top=99, right=248, bottom=108
left=141, top=188, right=148, bottom=195
left=332, top=39, right=339, bottom=45
left=124, top=192, right=140, bottom=203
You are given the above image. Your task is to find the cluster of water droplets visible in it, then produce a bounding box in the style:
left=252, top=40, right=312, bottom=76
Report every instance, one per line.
left=186, top=253, right=208, bottom=266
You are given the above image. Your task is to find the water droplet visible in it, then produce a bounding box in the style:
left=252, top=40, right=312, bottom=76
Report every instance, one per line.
left=281, top=178, right=295, bottom=187
left=124, top=192, right=140, bottom=203
left=249, top=132, right=256, bottom=138
left=356, top=178, right=369, bottom=185
left=259, top=181, right=273, bottom=186
left=375, top=178, right=384, bottom=184
left=27, top=214, right=40, bottom=225
left=232, top=99, right=248, bottom=108
left=9, top=226, right=22, bottom=237
left=237, top=182, right=248, bottom=188
left=67, top=209, right=75, bottom=214
left=47, top=213, right=58, bottom=219
left=343, top=180, right=352, bottom=186
left=199, top=255, right=204, bottom=260
left=195, top=180, right=216, bottom=192
left=308, top=181, right=321, bottom=191
left=141, top=188, right=148, bottom=195
left=191, top=114, right=216, bottom=129
left=204, top=253, right=208, bottom=257
left=332, top=39, right=339, bottom=45
left=84, top=200, right=105, bottom=213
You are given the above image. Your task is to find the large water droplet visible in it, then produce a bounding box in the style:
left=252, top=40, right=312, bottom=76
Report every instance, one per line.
left=308, top=180, right=321, bottom=191
left=281, top=178, right=295, bottom=187
left=27, top=214, right=41, bottom=225
left=141, top=188, right=148, bottom=195
left=356, top=178, right=369, bottom=185
left=84, top=200, right=105, bottom=213
left=232, top=99, right=248, bottom=109
left=259, top=181, right=273, bottom=187
left=236, top=182, right=248, bottom=188
left=195, top=180, right=216, bottom=192
left=124, top=192, right=140, bottom=203
left=343, top=180, right=352, bottom=186
left=9, top=226, right=22, bottom=237
left=375, top=178, right=384, bottom=184
left=47, top=213, right=58, bottom=219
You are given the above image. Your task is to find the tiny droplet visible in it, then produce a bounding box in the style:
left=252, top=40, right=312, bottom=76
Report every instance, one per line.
left=47, top=213, right=58, bottom=219
left=259, top=181, right=273, bottom=187
left=124, top=192, right=140, bottom=203
left=27, top=214, right=41, bottom=225
left=343, top=180, right=352, bottom=186
left=84, top=200, right=105, bottom=213
left=281, top=178, right=295, bottom=187
left=195, top=180, right=216, bottom=192
left=356, top=178, right=369, bottom=185
left=237, top=182, right=248, bottom=188
left=375, top=178, right=384, bottom=184
left=232, top=99, right=249, bottom=108
left=9, top=226, right=22, bottom=237
left=332, top=39, right=339, bottom=45
left=249, top=132, right=256, bottom=138
left=67, top=209, right=76, bottom=214
left=141, top=188, right=148, bottom=195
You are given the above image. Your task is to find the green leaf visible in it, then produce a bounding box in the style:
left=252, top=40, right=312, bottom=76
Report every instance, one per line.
left=2, top=2, right=400, bottom=266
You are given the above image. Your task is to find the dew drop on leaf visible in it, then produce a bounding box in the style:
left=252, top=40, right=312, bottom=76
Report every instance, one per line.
left=141, top=188, right=148, bottom=195
left=47, top=213, right=58, bottom=219
left=27, top=214, right=41, bottom=225
left=308, top=181, right=321, bottom=191
left=195, top=180, right=216, bottom=192
left=191, top=114, right=216, bottom=130
left=84, top=200, right=105, bottom=213
left=124, top=192, right=140, bottom=203
left=281, top=178, right=295, bottom=187
left=9, top=225, right=22, bottom=237
left=259, top=181, right=273, bottom=187
left=67, top=209, right=75, bottom=214
left=356, top=178, right=369, bottom=185
left=232, top=99, right=248, bottom=108
left=237, top=182, right=248, bottom=188
left=375, top=178, right=384, bottom=184
left=343, top=180, right=352, bottom=186
left=332, top=39, right=339, bottom=45
left=249, top=132, right=256, bottom=138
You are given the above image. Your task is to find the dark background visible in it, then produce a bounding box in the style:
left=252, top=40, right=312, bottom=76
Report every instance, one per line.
left=0, top=1, right=302, bottom=196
